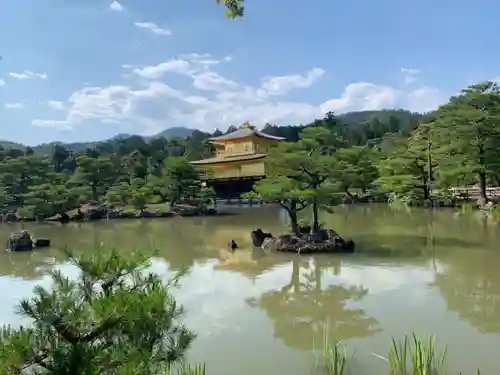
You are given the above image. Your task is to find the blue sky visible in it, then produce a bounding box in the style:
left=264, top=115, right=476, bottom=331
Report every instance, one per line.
left=1, top=0, right=499, bottom=145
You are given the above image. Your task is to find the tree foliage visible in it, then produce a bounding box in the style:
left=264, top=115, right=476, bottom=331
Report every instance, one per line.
left=0, top=133, right=219, bottom=218
left=432, top=82, right=500, bottom=203
left=0, top=105, right=471, bottom=219
left=375, top=81, right=500, bottom=205
left=216, top=0, right=245, bottom=18
left=0, top=249, right=197, bottom=375
left=250, top=126, right=374, bottom=234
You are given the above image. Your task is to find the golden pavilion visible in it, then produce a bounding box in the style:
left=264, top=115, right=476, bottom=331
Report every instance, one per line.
left=190, top=121, right=284, bottom=198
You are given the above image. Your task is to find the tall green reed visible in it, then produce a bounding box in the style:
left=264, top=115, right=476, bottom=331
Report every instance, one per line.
left=373, top=333, right=447, bottom=375
left=163, top=363, right=206, bottom=375
left=313, top=322, right=352, bottom=375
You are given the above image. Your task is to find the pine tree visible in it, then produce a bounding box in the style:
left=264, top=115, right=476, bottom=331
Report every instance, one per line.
left=0, top=249, right=200, bottom=375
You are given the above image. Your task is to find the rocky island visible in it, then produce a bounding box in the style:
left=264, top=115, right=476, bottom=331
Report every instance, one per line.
left=251, top=227, right=355, bottom=254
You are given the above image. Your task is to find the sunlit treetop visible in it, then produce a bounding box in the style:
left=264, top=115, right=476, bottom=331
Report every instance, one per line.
left=216, top=0, right=245, bottom=18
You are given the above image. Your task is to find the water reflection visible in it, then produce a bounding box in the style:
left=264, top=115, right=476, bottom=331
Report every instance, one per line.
left=434, top=248, right=500, bottom=333
left=2, top=206, right=500, bottom=374
left=247, top=257, right=380, bottom=350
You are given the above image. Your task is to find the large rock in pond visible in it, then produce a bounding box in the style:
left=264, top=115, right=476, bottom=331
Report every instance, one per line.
left=34, top=238, right=51, bottom=248
left=170, top=204, right=202, bottom=217
left=2, top=212, right=17, bottom=223
left=79, top=203, right=108, bottom=221
left=251, top=228, right=273, bottom=247
left=6, top=230, right=34, bottom=251
left=261, top=228, right=355, bottom=254
left=45, top=212, right=71, bottom=223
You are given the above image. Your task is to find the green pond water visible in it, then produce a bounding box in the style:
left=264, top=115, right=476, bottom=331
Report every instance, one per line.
left=0, top=204, right=499, bottom=374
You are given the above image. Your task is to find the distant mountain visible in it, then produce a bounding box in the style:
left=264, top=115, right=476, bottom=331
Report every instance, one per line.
left=0, top=140, right=26, bottom=150
left=151, top=127, right=195, bottom=139
left=0, top=127, right=195, bottom=155
left=109, top=133, right=133, bottom=141
left=33, top=141, right=100, bottom=155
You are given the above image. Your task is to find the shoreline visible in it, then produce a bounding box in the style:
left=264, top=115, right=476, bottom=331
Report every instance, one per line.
left=0, top=197, right=491, bottom=225
left=0, top=204, right=235, bottom=224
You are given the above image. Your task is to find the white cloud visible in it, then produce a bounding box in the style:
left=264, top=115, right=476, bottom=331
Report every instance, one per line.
left=9, top=70, right=47, bottom=80
left=404, top=86, right=444, bottom=113
left=320, top=82, right=444, bottom=114
left=132, top=54, right=222, bottom=80
left=9, top=72, right=31, bottom=80
left=32, top=82, right=183, bottom=133
left=5, top=103, right=22, bottom=109
left=134, top=22, right=171, bottom=36
left=109, top=1, right=124, bottom=12
left=47, top=100, right=65, bottom=110
left=335, top=263, right=435, bottom=295
left=320, top=82, right=400, bottom=113
left=31, top=53, right=446, bottom=134
left=31, top=119, right=73, bottom=130
left=133, top=59, right=193, bottom=79
left=192, top=72, right=240, bottom=91
left=259, top=67, right=325, bottom=96
left=0, top=79, right=5, bottom=86
left=401, top=67, right=420, bottom=85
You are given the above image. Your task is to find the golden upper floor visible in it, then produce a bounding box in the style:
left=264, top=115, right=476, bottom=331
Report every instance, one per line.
left=190, top=122, right=284, bottom=166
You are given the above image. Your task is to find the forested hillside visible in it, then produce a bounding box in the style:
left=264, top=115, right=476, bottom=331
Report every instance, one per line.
left=0, top=109, right=423, bottom=154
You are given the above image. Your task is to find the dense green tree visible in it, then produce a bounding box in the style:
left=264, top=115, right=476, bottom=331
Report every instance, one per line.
left=162, top=157, right=202, bottom=206
left=192, top=185, right=217, bottom=213
left=105, top=182, right=132, bottom=206
left=376, top=121, right=440, bottom=204
left=184, top=131, right=215, bottom=161
left=0, top=186, right=10, bottom=214
left=123, top=149, right=149, bottom=180
left=0, top=249, right=199, bottom=374
left=431, top=81, right=500, bottom=204
left=51, top=144, right=70, bottom=173
left=376, top=140, right=431, bottom=203
left=0, top=155, right=52, bottom=206
left=333, top=145, right=379, bottom=195
left=129, top=178, right=154, bottom=213
left=252, top=127, right=341, bottom=234
left=74, top=155, right=118, bottom=201
left=23, top=182, right=78, bottom=219
left=249, top=176, right=309, bottom=235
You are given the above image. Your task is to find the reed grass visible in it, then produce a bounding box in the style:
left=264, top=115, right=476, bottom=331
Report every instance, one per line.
left=162, top=333, right=483, bottom=375
left=162, top=363, right=206, bottom=375
left=313, top=322, right=352, bottom=375
left=372, top=333, right=448, bottom=375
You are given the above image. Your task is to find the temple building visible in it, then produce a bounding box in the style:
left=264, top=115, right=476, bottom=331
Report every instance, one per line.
left=190, top=121, right=285, bottom=198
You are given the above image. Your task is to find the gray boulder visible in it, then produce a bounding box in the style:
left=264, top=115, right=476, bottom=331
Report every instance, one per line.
left=80, top=203, right=108, bottom=220
left=251, top=228, right=273, bottom=247
left=2, top=212, right=17, bottom=223
left=34, top=238, right=51, bottom=248
left=6, top=230, right=34, bottom=251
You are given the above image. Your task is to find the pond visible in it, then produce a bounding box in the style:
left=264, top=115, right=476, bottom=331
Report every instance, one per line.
left=0, top=204, right=499, bottom=375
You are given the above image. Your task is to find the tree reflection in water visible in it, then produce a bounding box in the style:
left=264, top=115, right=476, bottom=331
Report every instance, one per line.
left=247, top=256, right=380, bottom=351
left=0, top=219, right=214, bottom=280
left=433, top=243, right=500, bottom=333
